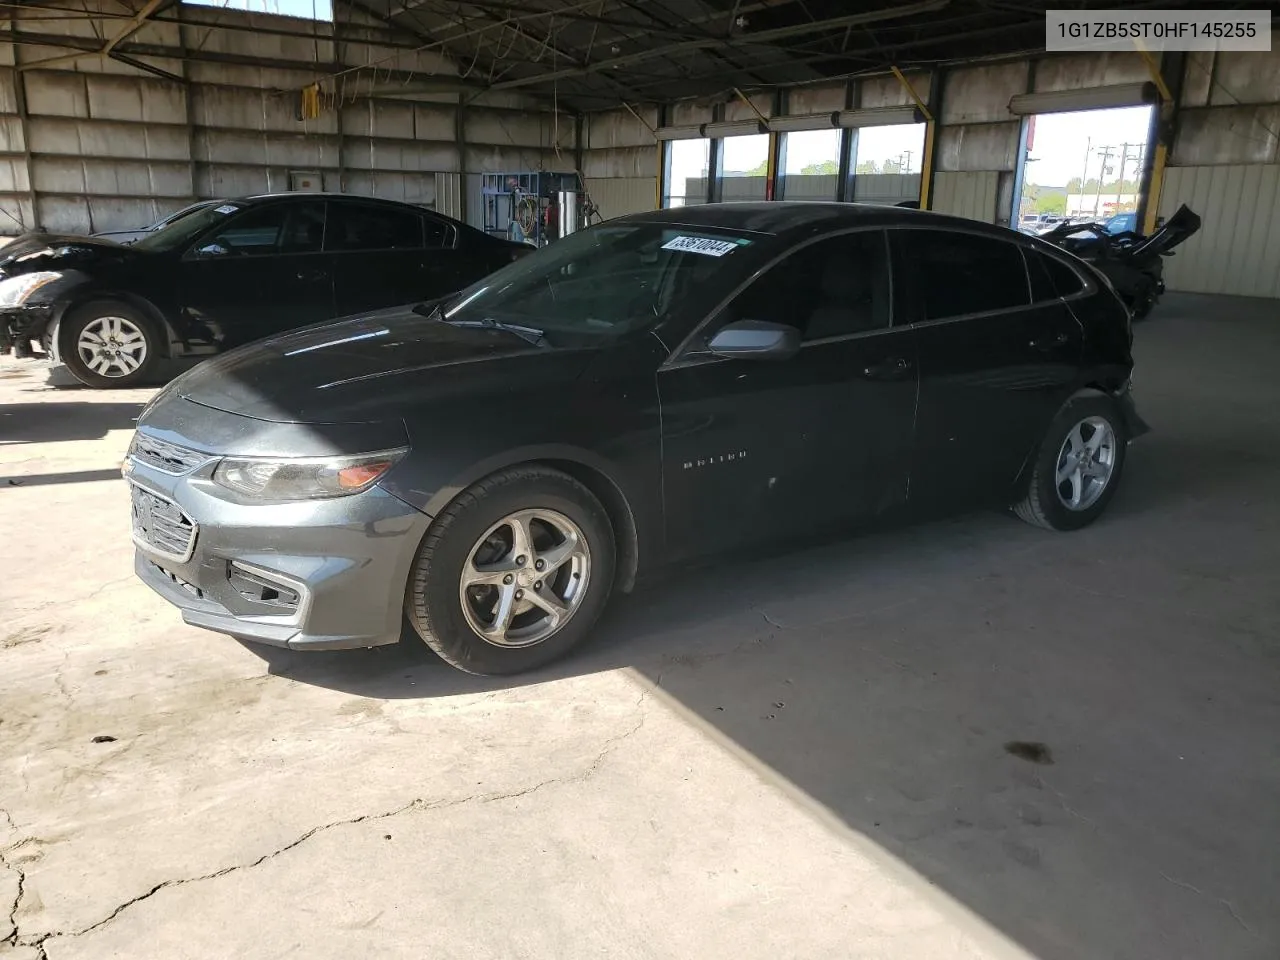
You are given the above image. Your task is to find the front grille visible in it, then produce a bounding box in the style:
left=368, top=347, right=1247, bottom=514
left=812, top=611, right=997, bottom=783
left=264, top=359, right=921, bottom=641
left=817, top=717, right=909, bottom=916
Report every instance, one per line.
left=128, top=433, right=213, bottom=475
left=130, top=484, right=198, bottom=562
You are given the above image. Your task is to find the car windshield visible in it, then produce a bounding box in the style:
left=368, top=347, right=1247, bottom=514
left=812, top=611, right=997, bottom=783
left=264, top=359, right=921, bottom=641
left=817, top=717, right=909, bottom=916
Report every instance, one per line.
left=151, top=201, right=216, bottom=231
left=133, top=202, right=244, bottom=253
left=433, top=223, right=761, bottom=342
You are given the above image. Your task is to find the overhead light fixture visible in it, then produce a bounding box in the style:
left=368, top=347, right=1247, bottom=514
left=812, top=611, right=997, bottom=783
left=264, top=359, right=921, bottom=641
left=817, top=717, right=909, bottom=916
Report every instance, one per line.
left=1008, top=82, right=1159, bottom=116
left=768, top=112, right=840, bottom=132
left=655, top=124, right=707, bottom=141
left=702, top=119, right=768, bottom=137
left=837, top=106, right=924, bottom=128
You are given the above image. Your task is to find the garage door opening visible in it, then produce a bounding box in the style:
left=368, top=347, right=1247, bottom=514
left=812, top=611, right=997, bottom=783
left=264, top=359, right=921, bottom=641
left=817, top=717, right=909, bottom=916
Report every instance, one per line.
left=1016, top=105, right=1153, bottom=237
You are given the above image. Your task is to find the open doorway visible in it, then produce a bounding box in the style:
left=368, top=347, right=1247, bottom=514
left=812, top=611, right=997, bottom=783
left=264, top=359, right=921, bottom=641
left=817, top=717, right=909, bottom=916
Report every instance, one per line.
left=1017, top=105, right=1153, bottom=237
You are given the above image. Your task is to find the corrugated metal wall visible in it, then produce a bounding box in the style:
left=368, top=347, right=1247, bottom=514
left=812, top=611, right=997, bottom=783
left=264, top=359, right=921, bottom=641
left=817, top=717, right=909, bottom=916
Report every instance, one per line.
left=1159, top=47, right=1280, bottom=297
left=580, top=106, right=657, bottom=222
left=0, top=1, right=568, bottom=236
left=932, top=171, right=999, bottom=222
left=434, top=172, right=463, bottom=222
left=1157, top=164, right=1280, bottom=298
left=584, top=178, right=655, bottom=220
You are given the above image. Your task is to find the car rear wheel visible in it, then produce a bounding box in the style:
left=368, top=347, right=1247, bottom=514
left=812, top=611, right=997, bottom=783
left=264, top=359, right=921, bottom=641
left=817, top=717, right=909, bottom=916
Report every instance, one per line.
left=1013, top=394, right=1128, bottom=531
left=405, top=466, right=615, bottom=675
left=59, top=301, right=159, bottom=389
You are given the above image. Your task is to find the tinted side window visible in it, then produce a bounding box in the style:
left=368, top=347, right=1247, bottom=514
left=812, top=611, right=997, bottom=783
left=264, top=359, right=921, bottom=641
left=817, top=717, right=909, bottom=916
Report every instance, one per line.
left=204, top=202, right=325, bottom=256
left=326, top=203, right=424, bottom=252
left=423, top=216, right=453, bottom=248
left=1043, top=252, right=1085, bottom=297
left=721, top=231, right=891, bottom=342
left=1025, top=248, right=1059, bottom=303
left=900, top=230, right=1029, bottom=321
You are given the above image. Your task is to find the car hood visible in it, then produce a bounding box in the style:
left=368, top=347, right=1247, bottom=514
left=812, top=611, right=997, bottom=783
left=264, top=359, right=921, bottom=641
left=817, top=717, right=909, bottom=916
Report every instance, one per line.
left=0, top=232, right=139, bottom=276
left=173, top=304, right=597, bottom=424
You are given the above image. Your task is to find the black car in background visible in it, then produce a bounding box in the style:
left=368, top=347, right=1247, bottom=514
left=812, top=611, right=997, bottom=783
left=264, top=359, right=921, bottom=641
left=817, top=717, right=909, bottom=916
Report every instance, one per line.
left=0, top=193, right=529, bottom=387
left=127, top=202, right=1147, bottom=676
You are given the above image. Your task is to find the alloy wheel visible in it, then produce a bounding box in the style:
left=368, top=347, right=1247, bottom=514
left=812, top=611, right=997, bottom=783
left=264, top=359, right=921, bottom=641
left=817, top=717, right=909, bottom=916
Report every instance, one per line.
left=459, top=508, right=592, bottom=648
left=77, top=316, right=148, bottom=378
left=1055, top=416, right=1116, bottom=511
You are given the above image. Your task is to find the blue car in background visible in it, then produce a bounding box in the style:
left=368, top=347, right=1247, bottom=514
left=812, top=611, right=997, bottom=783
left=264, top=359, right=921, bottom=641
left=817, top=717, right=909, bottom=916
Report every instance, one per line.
left=1103, top=212, right=1138, bottom=235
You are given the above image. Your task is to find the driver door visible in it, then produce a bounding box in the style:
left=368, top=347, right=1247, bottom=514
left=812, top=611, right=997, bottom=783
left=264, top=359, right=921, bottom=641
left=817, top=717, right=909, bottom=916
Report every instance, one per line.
left=657, top=229, right=918, bottom=560
left=177, top=200, right=334, bottom=349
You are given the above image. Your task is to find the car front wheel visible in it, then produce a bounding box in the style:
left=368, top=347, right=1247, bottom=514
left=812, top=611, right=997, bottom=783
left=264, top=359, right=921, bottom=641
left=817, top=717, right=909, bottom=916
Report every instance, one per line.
left=1014, top=394, right=1128, bottom=531
left=405, top=466, right=616, bottom=675
left=59, top=301, right=159, bottom=388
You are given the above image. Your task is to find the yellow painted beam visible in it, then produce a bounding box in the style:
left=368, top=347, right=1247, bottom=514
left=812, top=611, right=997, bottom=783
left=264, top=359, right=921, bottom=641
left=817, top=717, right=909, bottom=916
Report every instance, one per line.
left=919, top=120, right=936, bottom=210
left=1135, top=43, right=1173, bottom=234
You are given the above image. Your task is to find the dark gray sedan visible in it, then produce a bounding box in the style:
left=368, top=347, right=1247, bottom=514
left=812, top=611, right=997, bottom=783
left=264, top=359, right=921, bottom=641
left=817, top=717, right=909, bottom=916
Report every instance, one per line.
left=125, top=202, right=1145, bottom=675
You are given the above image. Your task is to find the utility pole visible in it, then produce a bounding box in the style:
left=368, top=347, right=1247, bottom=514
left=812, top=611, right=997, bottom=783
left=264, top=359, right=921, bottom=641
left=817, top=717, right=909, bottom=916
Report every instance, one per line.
left=1115, top=143, right=1131, bottom=211
left=1077, top=136, right=1091, bottom=217
left=1093, top=144, right=1115, bottom=217
left=900, top=149, right=913, bottom=173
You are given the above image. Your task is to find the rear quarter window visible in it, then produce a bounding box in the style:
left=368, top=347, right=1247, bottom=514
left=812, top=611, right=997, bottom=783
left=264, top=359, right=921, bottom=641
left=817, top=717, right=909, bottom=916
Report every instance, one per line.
left=1026, top=247, right=1086, bottom=300
left=898, top=229, right=1030, bottom=321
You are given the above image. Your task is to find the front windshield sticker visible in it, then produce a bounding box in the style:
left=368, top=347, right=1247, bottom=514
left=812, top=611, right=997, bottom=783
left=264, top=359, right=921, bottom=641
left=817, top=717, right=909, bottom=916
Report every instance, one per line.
left=213, top=204, right=239, bottom=215
left=660, top=236, right=744, bottom=257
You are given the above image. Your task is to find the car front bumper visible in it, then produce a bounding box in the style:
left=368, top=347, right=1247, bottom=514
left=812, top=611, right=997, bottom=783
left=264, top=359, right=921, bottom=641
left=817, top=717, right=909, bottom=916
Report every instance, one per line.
left=126, top=449, right=431, bottom=651
left=0, top=304, right=53, bottom=352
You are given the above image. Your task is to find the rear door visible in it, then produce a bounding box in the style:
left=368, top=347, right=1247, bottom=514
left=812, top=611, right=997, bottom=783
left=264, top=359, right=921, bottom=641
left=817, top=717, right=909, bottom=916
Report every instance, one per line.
left=177, top=200, right=332, bottom=348
left=892, top=227, right=1082, bottom=509
left=327, top=202, right=462, bottom=315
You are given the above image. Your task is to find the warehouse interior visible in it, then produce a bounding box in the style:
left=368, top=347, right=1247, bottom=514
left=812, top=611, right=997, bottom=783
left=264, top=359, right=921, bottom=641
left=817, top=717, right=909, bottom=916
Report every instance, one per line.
left=2, top=0, right=1278, bottom=295
left=3, top=2, right=1280, bottom=959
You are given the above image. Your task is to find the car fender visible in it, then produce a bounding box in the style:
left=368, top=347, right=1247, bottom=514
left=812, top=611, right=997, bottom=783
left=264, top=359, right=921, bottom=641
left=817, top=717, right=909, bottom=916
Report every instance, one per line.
left=382, top=441, right=650, bottom=592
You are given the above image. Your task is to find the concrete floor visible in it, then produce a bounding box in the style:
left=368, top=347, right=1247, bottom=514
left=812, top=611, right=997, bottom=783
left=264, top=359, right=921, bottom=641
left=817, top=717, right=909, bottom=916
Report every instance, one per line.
left=1, top=292, right=1278, bottom=960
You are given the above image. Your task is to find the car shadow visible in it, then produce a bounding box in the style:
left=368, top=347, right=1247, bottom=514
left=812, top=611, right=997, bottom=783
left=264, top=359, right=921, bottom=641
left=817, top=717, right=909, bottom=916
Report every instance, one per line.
left=42, top=359, right=195, bottom=390
left=0, top=401, right=145, bottom=443
left=195, top=292, right=1280, bottom=958
left=243, top=433, right=1280, bottom=959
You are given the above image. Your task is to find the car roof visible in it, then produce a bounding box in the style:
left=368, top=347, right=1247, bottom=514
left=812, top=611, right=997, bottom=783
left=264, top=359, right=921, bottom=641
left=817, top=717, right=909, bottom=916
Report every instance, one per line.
left=222, top=192, right=472, bottom=228
left=614, top=201, right=1022, bottom=242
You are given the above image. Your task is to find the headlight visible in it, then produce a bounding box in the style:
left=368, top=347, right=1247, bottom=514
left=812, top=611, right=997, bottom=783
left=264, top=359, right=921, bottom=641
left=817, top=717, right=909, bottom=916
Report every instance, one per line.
left=0, top=271, right=62, bottom=307
left=212, top=448, right=408, bottom=500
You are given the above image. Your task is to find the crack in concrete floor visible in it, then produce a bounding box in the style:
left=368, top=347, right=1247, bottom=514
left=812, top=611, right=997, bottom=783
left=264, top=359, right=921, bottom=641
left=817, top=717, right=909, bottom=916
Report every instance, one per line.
left=2, top=688, right=651, bottom=958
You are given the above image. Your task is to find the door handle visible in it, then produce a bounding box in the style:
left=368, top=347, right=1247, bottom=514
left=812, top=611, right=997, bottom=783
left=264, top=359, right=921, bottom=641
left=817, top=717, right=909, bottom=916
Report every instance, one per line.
left=862, top=356, right=913, bottom=380
left=296, top=269, right=326, bottom=282
left=1029, top=332, right=1069, bottom=351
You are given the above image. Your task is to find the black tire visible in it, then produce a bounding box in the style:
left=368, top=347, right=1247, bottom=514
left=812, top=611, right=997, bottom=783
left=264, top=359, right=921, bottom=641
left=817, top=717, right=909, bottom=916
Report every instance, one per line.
left=58, top=300, right=159, bottom=389
left=405, top=466, right=616, bottom=675
left=1013, top=394, right=1128, bottom=531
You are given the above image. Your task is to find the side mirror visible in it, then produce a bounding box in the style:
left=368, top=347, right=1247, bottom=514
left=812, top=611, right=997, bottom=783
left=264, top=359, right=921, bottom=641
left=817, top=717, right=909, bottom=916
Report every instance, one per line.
left=193, top=242, right=229, bottom=258
left=707, top=319, right=800, bottom=361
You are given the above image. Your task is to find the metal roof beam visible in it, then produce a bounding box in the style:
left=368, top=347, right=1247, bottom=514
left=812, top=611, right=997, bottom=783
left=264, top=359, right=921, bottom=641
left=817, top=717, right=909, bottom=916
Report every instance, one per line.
left=489, top=0, right=949, bottom=91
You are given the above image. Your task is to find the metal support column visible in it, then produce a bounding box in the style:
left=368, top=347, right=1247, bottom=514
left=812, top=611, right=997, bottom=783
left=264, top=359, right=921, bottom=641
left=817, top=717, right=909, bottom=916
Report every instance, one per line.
left=1136, top=49, right=1184, bottom=235
left=455, top=94, right=468, bottom=224
left=707, top=103, right=724, bottom=204
left=837, top=78, right=857, bottom=202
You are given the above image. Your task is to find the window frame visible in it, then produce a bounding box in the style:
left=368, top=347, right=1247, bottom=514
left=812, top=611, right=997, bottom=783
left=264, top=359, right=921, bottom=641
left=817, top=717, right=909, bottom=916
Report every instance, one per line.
left=181, top=199, right=328, bottom=261
left=1021, top=244, right=1092, bottom=304
left=888, top=225, right=1039, bottom=327
left=322, top=200, right=429, bottom=254
left=422, top=213, right=459, bottom=250
left=664, top=225, right=899, bottom=369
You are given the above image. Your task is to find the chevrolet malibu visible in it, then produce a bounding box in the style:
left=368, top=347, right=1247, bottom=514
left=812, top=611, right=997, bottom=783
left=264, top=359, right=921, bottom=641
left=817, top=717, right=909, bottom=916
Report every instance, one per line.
left=125, top=203, right=1147, bottom=676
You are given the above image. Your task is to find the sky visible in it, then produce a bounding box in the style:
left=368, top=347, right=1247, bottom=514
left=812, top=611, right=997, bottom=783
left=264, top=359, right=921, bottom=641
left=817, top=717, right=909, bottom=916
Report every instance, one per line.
left=185, top=0, right=332, bottom=18
left=1024, top=105, right=1153, bottom=187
